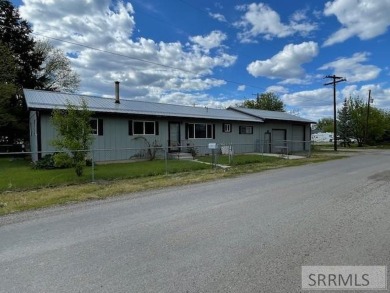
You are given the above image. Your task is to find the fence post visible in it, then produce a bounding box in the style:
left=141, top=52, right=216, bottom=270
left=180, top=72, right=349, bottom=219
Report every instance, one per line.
left=164, top=147, right=168, bottom=175
left=91, top=149, right=95, bottom=182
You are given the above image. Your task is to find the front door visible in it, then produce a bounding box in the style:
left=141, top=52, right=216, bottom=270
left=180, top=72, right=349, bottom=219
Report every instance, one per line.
left=168, top=122, right=180, bottom=152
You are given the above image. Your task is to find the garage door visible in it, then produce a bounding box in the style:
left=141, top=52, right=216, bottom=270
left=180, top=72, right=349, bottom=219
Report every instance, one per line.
left=292, top=125, right=305, bottom=151
left=272, top=129, right=286, bottom=153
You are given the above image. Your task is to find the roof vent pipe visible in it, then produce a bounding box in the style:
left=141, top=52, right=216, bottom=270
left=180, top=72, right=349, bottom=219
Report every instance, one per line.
left=115, top=81, right=120, bottom=104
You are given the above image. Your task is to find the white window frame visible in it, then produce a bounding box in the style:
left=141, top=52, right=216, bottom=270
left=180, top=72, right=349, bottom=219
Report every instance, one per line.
left=90, top=118, right=98, bottom=135
left=188, top=123, right=213, bottom=139
left=239, top=125, right=253, bottom=135
left=223, top=123, right=232, bottom=133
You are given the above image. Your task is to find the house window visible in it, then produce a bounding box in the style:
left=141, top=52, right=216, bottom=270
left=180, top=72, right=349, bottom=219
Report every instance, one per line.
left=144, top=121, right=155, bottom=134
left=239, top=125, right=253, bottom=134
left=133, top=121, right=144, bottom=135
left=187, top=123, right=214, bottom=139
left=223, top=123, right=232, bottom=133
left=90, top=119, right=104, bottom=136
left=130, top=121, right=159, bottom=135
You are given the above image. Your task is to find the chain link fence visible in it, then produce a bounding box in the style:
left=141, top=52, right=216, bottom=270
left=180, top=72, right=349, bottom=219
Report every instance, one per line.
left=0, top=140, right=312, bottom=191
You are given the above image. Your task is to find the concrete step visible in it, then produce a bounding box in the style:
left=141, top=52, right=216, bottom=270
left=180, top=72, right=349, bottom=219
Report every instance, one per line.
left=168, top=152, right=194, bottom=160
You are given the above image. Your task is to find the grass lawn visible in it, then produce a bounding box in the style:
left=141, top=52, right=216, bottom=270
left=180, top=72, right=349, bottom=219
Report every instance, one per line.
left=0, top=152, right=346, bottom=216
left=0, top=158, right=209, bottom=192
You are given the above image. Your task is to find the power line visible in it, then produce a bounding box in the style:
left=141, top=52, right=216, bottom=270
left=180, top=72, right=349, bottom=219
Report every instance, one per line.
left=324, top=75, right=346, bottom=151
left=32, top=32, right=195, bottom=74
left=2, top=2, right=316, bottom=97
left=0, top=23, right=271, bottom=92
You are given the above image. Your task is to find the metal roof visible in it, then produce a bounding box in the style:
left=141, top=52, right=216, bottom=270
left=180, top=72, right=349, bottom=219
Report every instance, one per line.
left=228, top=107, right=315, bottom=123
left=24, top=89, right=263, bottom=123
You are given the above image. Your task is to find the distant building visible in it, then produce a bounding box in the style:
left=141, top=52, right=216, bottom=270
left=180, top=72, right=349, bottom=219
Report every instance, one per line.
left=311, top=132, right=333, bottom=142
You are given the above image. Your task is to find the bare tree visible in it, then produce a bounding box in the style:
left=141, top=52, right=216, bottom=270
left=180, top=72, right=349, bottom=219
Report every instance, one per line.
left=35, top=40, right=80, bottom=93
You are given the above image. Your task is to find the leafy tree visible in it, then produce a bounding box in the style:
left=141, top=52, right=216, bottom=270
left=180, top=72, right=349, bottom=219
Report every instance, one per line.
left=366, top=107, right=388, bottom=144
left=242, top=92, right=285, bottom=111
left=35, top=40, right=80, bottom=93
left=0, top=42, right=16, bottom=82
left=0, top=43, right=18, bottom=142
left=383, top=111, right=390, bottom=142
left=0, top=0, right=43, bottom=88
left=345, top=97, right=388, bottom=147
left=337, top=99, right=353, bottom=147
left=51, top=99, right=94, bottom=176
left=0, top=0, right=44, bottom=143
left=347, top=97, right=367, bottom=147
left=317, top=117, right=334, bottom=133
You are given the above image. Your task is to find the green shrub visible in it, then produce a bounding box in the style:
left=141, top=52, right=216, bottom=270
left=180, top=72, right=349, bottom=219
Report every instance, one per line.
left=32, top=153, right=74, bottom=169
left=32, top=154, right=55, bottom=169
left=53, top=152, right=73, bottom=169
left=75, top=162, right=83, bottom=176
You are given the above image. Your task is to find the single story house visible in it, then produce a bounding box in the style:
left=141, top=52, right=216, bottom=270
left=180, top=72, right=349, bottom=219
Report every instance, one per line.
left=24, top=84, right=314, bottom=162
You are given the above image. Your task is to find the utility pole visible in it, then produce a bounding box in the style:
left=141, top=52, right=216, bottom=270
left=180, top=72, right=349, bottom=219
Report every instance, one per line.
left=365, top=89, right=373, bottom=144
left=324, top=75, right=346, bottom=151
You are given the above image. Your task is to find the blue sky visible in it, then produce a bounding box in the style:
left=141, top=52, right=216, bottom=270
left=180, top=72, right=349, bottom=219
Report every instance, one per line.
left=12, top=0, right=390, bottom=120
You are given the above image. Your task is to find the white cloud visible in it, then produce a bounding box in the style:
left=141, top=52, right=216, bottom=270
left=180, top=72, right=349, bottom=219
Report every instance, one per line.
left=237, top=85, right=246, bottom=91
left=278, top=77, right=313, bottom=85
left=19, top=0, right=236, bottom=102
left=21, top=0, right=136, bottom=48
left=282, top=88, right=332, bottom=108
left=323, top=0, right=390, bottom=46
left=247, top=42, right=319, bottom=79
left=234, top=3, right=317, bottom=42
left=281, top=88, right=335, bottom=120
left=341, top=84, right=390, bottom=109
left=281, top=83, right=390, bottom=121
left=159, top=92, right=241, bottom=109
left=319, top=52, right=381, bottom=82
left=209, top=12, right=227, bottom=22
left=291, top=9, right=308, bottom=22
left=265, top=85, right=288, bottom=94
left=189, top=30, right=227, bottom=51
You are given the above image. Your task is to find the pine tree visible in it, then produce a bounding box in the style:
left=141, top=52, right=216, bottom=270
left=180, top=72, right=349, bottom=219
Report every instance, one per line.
left=337, top=98, right=352, bottom=147
left=0, top=0, right=43, bottom=88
